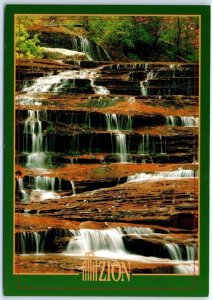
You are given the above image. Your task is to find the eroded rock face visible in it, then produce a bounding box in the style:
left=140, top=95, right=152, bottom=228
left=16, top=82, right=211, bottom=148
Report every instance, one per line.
left=43, top=47, right=91, bottom=61
left=15, top=58, right=199, bottom=274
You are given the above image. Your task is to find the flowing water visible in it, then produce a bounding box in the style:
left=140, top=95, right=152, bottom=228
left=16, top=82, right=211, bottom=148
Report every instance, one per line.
left=17, top=58, right=198, bottom=274
left=166, top=116, right=199, bottom=127
left=17, top=226, right=197, bottom=274
left=127, top=169, right=197, bottom=183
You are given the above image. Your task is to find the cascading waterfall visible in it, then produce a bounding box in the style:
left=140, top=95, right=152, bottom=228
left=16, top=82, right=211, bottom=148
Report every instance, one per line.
left=70, top=181, right=76, bottom=195
left=17, top=229, right=70, bottom=254
left=121, top=227, right=154, bottom=236
left=64, top=227, right=197, bottom=274
left=18, top=178, right=29, bottom=202
left=140, top=70, right=155, bottom=96
left=186, top=245, right=196, bottom=260
left=20, top=176, right=76, bottom=202
left=115, top=133, right=128, bottom=163
left=166, top=243, right=198, bottom=274
left=17, top=226, right=197, bottom=274
left=127, top=169, right=197, bottom=183
left=138, top=134, right=150, bottom=154
left=19, top=231, right=44, bottom=254
left=166, top=116, right=177, bottom=126
left=104, top=113, right=132, bottom=163
left=70, top=35, right=111, bottom=61
left=30, top=176, right=61, bottom=201
left=17, top=54, right=199, bottom=276
left=165, top=243, right=183, bottom=260
left=24, top=110, right=43, bottom=153
left=90, top=79, right=110, bottom=95
left=66, top=228, right=125, bottom=255
left=23, top=69, right=111, bottom=96
left=23, top=70, right=91, bottom=94
left=105, top=114, right=132, bottom=131
left=159, top=135, right=166, bottom=154
left=24, top=110, right=51, bottom=169
left=166, top=116, right=199, bottom=127
left=180, top=117, right=199, bottom=127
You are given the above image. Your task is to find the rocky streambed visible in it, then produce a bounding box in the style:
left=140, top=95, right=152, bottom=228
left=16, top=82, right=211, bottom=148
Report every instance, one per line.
left=15, top=44, right=199, bottom=275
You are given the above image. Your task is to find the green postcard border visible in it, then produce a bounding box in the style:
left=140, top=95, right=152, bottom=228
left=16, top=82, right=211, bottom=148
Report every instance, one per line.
left=4, top=4, right=210, bottom=296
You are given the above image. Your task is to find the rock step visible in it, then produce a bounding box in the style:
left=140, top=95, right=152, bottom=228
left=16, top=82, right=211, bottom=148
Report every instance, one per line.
left=16, top=129, right=197, bottom=155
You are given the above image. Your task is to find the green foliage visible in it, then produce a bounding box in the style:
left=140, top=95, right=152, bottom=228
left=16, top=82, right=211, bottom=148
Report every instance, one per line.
left=86, top=16, right=199, bottom=62
left=16, top=23, right=43, bottom=58
left=88, top=17, right=137, bottom=55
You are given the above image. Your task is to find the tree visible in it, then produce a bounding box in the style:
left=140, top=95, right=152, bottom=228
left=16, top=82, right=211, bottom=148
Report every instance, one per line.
left=16, top=21, right=43, bottom=58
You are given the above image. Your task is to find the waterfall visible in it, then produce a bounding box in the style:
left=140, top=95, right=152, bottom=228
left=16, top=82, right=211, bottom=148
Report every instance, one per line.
left=90, top=79, right=110, bottom=95
left=24, top=110, right=51, bottom=169
left=65, top=227, right=198, bottom=274
left=18, top=178, right=29, bottom=202
left=35, top=176, right=56, bottom=191
left=159, top=135, right=165, bottom=154
left=18, top=176, right=63, bottom=202
left=140, top=81, right=148, bottom=96
left=18, top=231, right=44, bottom=254
left=165, top=243, right=183, bottom=260
left=70, top=36, right=111, bottom=61
left=77, top=36, right=93, bottom=60
left=140, top=70, right=155, bottom=96
left=166, top=116, right=199, bottom=127
left=24, top=110, right=43, bottom=153
left=115, top=133, right=128, bottom=163
left=138, top=134, right=149, bottom=154
left=66, top=228, right=126, bottom=255
left=70, top=181, right=76, bottom=195
left=180, top=117, right=199, bottom=127
left=120, top=227, right=154, bottom=236
left=127, top=169, right=197, bottom=183
left=167, top=243, right=198, bottom=274
left=166, top=116, right=177, bottom=126
left=175, top=264, right=198, bottom=274
left=105, top=114, right=132, bottom=131
left=186, top=245, right=196, bottom=260
left=104, top=113, right=131, bottom=162
left=23, top=69, right=111, bottom=96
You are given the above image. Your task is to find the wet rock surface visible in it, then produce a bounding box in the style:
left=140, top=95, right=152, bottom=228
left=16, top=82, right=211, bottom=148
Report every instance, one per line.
left=15, top=56, right=199, bottom=274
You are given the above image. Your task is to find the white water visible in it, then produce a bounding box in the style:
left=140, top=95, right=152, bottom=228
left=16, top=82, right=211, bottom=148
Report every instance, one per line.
left=66, top=228, right=125, bottom=254
left=104, top=113, right=131, bottom=162
left=90, top=79, right=110, bottom=95
left=105, top=114, right=132, bottom=131
left=127, top=169, right=197, bottom=183
left=71, top=181, right=76, bottom=195
left=64, top=227, right=197, bottom=274
left=21, top=176, right=76, bottom=201
left=175, top=264, right=198, bottom=274
left=23, top=69, right=110, bottom=96
left=30, top=176, right=61, bottom=201
left=16, top=94, right=43, bottom=106
left=17, top=227, right=198, bottom=274
left=24, top=110, right=43, bottom=152
left=140, top=70, right=155, bottom=96
left=165, top=243, right=183, bottom=260
left=20, top=231, right=43, bottom=254
left=70, top=36, right=111, bottom=61
left=166, top=116, right=177, bottom=126
left=181, top=117, right=199, bottom=127
left=18, top=178, right=29, bottom=202
left=115, top=133, right=128, bottom=163
left=24, top=110, right=51, bottom=169
left=121, top=226, right=154, bottom=236
left=166, top=116, right=199, bottom=127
